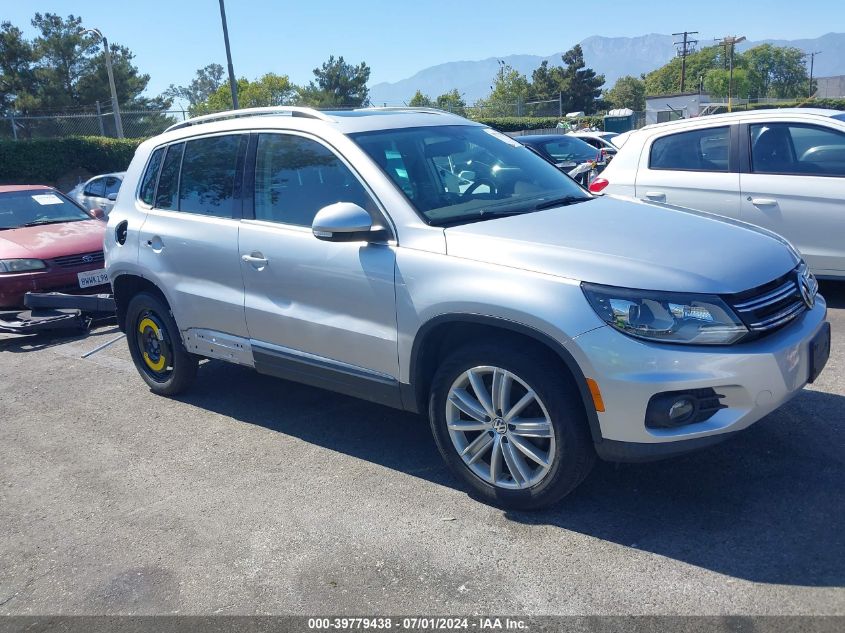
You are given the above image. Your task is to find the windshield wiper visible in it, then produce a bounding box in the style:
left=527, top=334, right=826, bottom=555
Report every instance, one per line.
left=533, top=195, right=591, bottom=211
left=20, top=219, right=74, bottom=227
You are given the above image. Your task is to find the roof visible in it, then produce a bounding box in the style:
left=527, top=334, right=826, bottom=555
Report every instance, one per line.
left=0, top=185, right=55, bottom=193
left=164, top=106, right=478, bottom=136
left=646, top=92, right=704, bottom=100
left=636, top=107, right=845, bottom=134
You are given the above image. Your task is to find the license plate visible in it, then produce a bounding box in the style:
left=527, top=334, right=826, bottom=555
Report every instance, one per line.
left=77, top=268, right=109, bottom=289
left=809, top=321, right=831, bottom=383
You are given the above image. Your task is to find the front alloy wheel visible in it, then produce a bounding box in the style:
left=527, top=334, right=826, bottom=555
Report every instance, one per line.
left=429, top=342, right=595, bottom=510
left=446, top=366, right=555, bottom=489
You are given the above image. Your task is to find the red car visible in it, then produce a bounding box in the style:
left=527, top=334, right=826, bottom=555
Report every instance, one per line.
left=0, top=185, right=109, bottom=309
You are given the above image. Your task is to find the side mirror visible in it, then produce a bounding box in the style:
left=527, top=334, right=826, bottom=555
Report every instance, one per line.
left=107, top=193, right=118, bottom=201
left=312, top=202, right=386, bottom=243
left=89, top=207, right=106, bottom=220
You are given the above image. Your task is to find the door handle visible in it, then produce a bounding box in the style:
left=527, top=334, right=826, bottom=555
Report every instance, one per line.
left=748, top=197, right=777, bottom=207
left=644, top=191, right=666, bottom=202
left=242, top=253, right=269, bottom=268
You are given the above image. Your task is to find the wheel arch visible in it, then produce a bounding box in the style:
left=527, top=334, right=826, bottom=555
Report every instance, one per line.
left=407, top=314, right=603, bottom=444
left=112, top=273, right=170, bottom=332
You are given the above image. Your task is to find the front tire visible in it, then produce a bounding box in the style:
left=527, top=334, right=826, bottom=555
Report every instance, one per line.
left=125, top=292, right=197, bottom=396
left=429, top=342, right=595, bottom=510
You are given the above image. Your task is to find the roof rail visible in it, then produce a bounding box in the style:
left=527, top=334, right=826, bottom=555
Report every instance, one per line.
left=165, top=106, right=333, bottom=133
left=355, top=106, right=452, bottom=115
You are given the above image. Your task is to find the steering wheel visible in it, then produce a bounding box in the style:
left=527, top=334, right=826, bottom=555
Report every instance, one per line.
left=462, top=178, right=497, bottom=197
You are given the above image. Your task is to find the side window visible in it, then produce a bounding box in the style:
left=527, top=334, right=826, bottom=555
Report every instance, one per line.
left=649, top=126, right=731, bottom=172
left=84, top=178, right=106, bottom=197
left=254, top=134, right=376, bottom=226
left=155, top=142, right=184, bottom=210
left=750, top=123, right=845, bottom=177
left=139, top=147, right=164, bottom=206
left=179, top=134, right=244, bottom=217
left=104, top=176, right=121, bottom=197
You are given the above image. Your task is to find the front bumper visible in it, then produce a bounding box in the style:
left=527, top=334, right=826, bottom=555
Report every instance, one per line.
left=566, top=297, right=829, bottom=460
left=0, top=268, right=110, bottom=309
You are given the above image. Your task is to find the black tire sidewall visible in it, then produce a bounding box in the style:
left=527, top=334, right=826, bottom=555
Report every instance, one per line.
left=125, top=292, right=196, bottom=396
left=429, top=343, right=595, bottom=510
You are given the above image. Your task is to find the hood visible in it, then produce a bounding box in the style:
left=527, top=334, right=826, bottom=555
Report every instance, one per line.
left=0, top=219, right=106, bottom=260
left=444, top=195, right=799, bottom=294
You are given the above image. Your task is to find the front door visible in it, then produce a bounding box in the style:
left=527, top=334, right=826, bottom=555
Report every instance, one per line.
left=739, top=120, right=845, bottom=276
left=238, top=132, right=399, bottom=397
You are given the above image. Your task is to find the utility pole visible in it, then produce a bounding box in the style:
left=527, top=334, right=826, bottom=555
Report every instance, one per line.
left=673, top=31, right=699, bottom=92
left=717, top=35, right=746, bottom=111
left=804, top=51, right=821, bottom=97
left=81, top=28, right=124, bottom=138
left=218, top=0, right=239, bottom=109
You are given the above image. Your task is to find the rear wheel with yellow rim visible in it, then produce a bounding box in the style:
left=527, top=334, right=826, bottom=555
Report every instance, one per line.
left=126, top=292, right=197, bottom=396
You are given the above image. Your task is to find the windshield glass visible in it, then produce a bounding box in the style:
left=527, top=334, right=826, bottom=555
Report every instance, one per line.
left=350, top=125, right=591, bottom=226
left=536, top=137, right=601, bottom=163
left=0, top=189, right=90, bottom=229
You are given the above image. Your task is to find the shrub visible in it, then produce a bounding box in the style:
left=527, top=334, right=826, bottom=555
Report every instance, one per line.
left=0, top=136, right=144, bottom=185
left=471, top=116, right=605, bottom=132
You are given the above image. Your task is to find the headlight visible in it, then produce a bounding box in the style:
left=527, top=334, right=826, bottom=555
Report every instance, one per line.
left=0, top=258, right=47, bottom=273
left=582, top=283, right=748, bottom=345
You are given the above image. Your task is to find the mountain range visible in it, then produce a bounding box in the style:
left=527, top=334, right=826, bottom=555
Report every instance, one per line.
left=368, top=32, right=845, bottom=105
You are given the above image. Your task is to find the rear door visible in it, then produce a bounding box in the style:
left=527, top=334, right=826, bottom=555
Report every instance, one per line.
left=137, top=133, right=249, bottom=336
left=739, top=120, right=845, bottom=276
left=634, top=124, right=741, bottom=217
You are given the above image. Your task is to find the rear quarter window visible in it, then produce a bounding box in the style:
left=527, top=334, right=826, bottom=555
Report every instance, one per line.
left=649, top=126, right=731, bottom=172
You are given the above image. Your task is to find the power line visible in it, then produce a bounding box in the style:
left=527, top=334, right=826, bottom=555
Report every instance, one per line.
left=673, top=31, right=699, bottom=92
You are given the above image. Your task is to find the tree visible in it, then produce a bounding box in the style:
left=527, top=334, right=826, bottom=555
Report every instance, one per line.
left=408, top=90, right=432, bottom=107
left=0, top=12, right=156, bottom=116
left=192, top=73, right=295, bottom=115
left=644, top=45, right=723, bottom=95
left=477, top=64, right=531, bottom=116
left=744, top=44, right=810, bottom=99
left=435, top=89, right=466, bottom=116
left=560, top=45, right=605, bottom=114
left=299, top=55, right=370, bottom=107
left=163, top=63, right=225, bottom=109
left=604, top=75, right=645, bottom=111
left=0, top=21, right=37, bottom=114
left=702, top=68, right=751, bottom=99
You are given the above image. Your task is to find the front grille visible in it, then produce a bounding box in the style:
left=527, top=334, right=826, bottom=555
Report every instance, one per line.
left=726, top=265, right=812, bottom=335
left=51, top=251, right=105, bottom=268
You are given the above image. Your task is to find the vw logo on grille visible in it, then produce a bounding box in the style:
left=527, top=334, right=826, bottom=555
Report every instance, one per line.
left=799, top=270, right=816, bottom=310
left=82, top=254, right=94, bottom=263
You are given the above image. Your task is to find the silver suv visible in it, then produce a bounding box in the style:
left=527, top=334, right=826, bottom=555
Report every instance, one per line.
left=105, top=107, right=830, bottom=509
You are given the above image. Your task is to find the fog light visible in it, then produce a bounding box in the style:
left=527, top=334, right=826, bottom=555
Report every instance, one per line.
left=645, top=388, right=726, bottom=429
left=668, top=397, right=695, bottom=422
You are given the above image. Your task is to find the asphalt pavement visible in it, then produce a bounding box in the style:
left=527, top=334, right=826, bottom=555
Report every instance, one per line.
left=1, top=282, right=843, bottom=616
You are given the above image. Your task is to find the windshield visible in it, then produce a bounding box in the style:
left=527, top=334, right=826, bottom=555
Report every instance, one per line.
left=0, top=189, right=90, bottom=229
left=535, top=137, right=601, bottom=163
left=350, top=125, right=591, bottom=226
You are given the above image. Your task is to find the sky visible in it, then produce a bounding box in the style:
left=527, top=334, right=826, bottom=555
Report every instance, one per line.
left=3, top=0, right=844, bottom=100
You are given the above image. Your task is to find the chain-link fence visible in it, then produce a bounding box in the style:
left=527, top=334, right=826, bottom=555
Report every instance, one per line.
left=2, top=108, right=189, bottom=141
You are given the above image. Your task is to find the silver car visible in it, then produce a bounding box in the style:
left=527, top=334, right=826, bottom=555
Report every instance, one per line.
left=68, top=172, right=125, bottom=215
left=105, top=107, right=830, bottom=509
